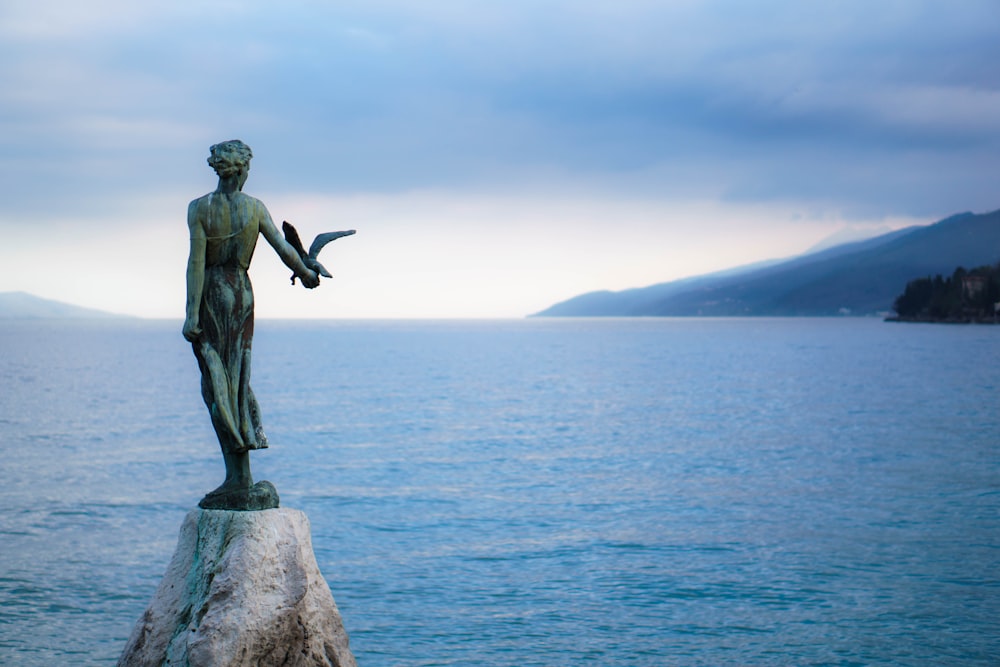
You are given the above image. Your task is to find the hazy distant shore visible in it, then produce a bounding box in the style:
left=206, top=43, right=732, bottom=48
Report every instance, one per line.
left=885, top=315, right=999, bottom=325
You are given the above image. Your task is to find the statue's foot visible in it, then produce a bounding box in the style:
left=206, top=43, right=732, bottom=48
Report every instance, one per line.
left=198, top=480, right=279, bottom=511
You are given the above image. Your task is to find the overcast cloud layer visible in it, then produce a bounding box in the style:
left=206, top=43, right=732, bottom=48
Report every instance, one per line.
left=2, top=0, right=998, bottom=317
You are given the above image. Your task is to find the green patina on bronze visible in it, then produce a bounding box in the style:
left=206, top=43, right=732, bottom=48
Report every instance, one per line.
left=183, top=140, right=353, bottom=511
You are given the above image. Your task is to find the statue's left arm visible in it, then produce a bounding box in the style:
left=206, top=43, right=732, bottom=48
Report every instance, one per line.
left=183, top=200, right=207, bottom=341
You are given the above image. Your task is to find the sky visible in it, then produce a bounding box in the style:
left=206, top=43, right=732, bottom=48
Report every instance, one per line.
left=1, top=0, right=998, bottom=318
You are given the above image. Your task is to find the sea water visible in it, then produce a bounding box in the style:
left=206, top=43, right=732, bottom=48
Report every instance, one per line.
left=0, top=318, right=998, bottom=666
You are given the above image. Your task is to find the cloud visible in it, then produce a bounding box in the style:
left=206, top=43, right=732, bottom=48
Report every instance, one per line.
left=3, top=0, right=999, bottom=210
left=1, top=1, right=998, bottom=315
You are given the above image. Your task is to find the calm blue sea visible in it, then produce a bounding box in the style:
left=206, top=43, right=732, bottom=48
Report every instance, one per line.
left=1, top=318, right=998, bottom=666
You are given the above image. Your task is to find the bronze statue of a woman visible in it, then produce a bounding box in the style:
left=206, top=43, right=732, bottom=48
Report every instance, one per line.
left=183, top=140, right=319, bottom=511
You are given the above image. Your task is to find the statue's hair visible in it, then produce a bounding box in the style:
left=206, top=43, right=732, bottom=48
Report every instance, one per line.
left=207, top=140, right=253, bottom=178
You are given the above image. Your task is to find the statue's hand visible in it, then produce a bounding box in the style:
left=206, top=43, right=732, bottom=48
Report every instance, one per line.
left=300, top=268, right=320, bottom=289
left=182, top=319, right=202, bottom=342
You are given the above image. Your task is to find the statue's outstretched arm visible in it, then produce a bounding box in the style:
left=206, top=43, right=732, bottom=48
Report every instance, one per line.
left=258, top=204, right=319, bottom=288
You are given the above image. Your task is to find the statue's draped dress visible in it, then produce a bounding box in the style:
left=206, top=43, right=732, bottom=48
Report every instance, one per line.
left=193, top=193, right=267, bottom=453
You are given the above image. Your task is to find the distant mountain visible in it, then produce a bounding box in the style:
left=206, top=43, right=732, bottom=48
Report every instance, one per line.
left=533, top=209, right=1000, bottom=317
left=0, top=292, right=130, bottom=319
left=804, top=224, right=894, bottom=254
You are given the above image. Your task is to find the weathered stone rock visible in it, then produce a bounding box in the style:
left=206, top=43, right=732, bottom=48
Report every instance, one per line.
left=119, top=508, right=356, bottom=667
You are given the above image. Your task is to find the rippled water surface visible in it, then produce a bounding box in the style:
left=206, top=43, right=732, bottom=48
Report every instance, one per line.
left=1, top=318, right=998, bottom=665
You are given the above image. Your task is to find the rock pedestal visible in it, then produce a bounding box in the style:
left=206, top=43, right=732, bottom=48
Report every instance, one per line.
left=118, top=508, right=356, bottom=667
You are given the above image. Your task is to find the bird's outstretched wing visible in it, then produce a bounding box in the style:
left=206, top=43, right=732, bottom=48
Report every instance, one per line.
left=282, top=221, right=308, bottom=259
left=309, top=230, right=356, bottom=259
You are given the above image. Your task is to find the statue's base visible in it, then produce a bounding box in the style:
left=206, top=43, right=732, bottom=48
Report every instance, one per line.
left=118, top=508, right=356, bottom=667
left=199, top=480, right=279, bottom=511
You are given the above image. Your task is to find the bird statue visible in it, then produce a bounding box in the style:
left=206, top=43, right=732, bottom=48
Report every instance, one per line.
left=282, top=221, right=356, bottom=285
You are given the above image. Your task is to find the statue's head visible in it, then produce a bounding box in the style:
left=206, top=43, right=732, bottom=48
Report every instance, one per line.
left=207, top=140, right=253, bottom=180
